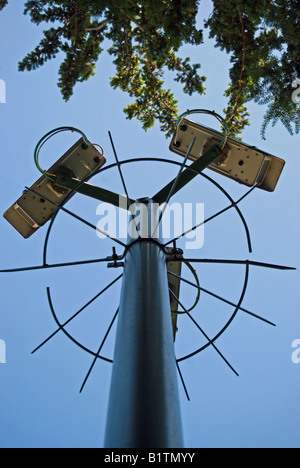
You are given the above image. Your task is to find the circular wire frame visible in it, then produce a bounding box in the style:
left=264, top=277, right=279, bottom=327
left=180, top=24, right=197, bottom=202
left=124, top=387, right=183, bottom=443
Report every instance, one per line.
left=174, top=261, right=201, bottom=315
left=42, top=157, right=253, bottom=364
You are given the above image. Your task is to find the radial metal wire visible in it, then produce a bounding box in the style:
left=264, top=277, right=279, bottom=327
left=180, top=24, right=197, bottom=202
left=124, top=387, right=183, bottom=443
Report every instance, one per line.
left=1, top=155, right=294, bottom=393
left=175, top=263, right=250, bottom=363
left=80, top=308, right=119, bottom=393
left=167, top=257, right=295, bottom=270
left=164, top=184, right=258, bottom=248
left=1, top=157, right=254, bottom=274
left=108, top=131, right=131, bottom=203
left=25, top=186, right=126, bottom=248
left=0, top=257, right=121, bottom=274
left=47, top=287, right=113, bottom=364
left=68, top=157, right=253, bottom=253
left=176, top=361, right=190, bottom=402
left=108, top=131, right=139, bottom=238
left=151, top=138, right=196, bottom=238
left=32, top=274, right=123, bottom=355
left=169, top=288, right=239, bottom=376
left=168, top=270, right=276, bottom=327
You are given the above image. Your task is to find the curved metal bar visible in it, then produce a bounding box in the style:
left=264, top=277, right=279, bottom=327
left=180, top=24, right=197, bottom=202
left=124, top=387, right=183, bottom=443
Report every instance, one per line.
left=40, top=157, right=252, bottom=362
left=181, top=261, right=201, bottom=313
left=43, top=213, right=58, bottom=266
left=41, top=157, right=253, bottom=274
left=176, top=263, right=250, bottom=363
left=26, top=186, right=126, bottom=248
left=43, top=172, right=121, bottom=265
left=198, top=172, right=253, bottom=253
left=46, top=287, right=113, bottom=364
left=43, top=171, right=108, bottom=266
left=32, top=274, right=122, bottom=354
left=90, top=158, right=253, bottom=252
left=164, top=184, right=257, bottom=250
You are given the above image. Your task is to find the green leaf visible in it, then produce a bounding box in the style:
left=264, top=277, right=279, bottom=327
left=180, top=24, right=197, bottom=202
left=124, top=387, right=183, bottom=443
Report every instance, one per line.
left=1, top=0, right=299, bottom=141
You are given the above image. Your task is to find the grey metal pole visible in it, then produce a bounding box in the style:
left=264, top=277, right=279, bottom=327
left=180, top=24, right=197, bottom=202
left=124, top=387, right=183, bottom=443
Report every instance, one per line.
left=104, top=199, right=184, bottom=448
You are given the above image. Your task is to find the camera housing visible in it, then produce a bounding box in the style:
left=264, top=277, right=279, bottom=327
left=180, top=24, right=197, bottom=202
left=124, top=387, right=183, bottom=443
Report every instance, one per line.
left=4, top=138, right=106, bottom=238
left=169, top=119, right=285, bottom=192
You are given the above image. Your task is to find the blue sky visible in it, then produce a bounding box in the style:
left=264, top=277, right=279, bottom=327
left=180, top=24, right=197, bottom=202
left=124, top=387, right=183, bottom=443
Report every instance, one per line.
left=0, top=1, right=299, bottom=448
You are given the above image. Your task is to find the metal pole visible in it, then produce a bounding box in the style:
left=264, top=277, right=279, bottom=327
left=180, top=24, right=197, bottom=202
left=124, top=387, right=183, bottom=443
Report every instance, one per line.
left=104, top=199, right=184, bottom=448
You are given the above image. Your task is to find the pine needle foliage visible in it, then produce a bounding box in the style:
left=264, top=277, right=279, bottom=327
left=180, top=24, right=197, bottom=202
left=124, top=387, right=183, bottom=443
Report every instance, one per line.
left=1, top=0, right=299, bottom=139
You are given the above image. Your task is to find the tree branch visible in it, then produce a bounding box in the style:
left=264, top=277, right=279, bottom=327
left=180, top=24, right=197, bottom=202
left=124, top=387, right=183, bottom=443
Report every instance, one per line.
left=86, top=20, right=109, bottom=32
left=238, top=11, right=246, bottom=89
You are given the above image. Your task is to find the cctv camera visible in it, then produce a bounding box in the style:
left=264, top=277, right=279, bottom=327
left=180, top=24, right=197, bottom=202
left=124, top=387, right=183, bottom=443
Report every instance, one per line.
left=169, top=119, right=285, bottom=192
left=4, top=138, right=106, bottom=238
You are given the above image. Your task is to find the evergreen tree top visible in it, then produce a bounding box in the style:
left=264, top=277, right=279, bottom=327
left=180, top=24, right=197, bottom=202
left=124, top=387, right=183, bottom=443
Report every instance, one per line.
left=1, top=0, right=299, bottom=139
